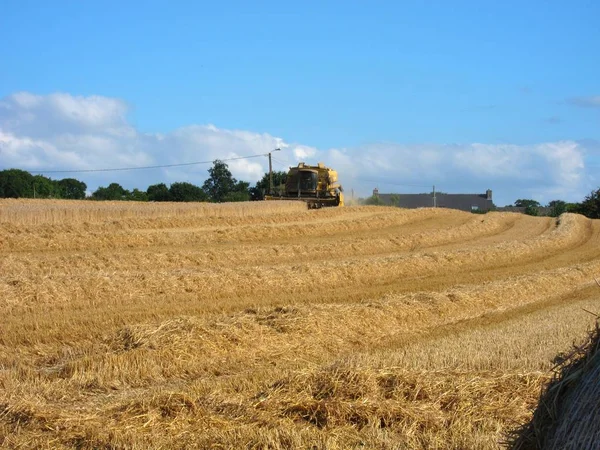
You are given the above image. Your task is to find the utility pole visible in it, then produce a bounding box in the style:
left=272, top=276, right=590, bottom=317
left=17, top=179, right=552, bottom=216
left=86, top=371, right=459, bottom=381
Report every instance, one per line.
left=268, top=148, right=281, bottom=195
left=433, top=185, right=436, bottom=208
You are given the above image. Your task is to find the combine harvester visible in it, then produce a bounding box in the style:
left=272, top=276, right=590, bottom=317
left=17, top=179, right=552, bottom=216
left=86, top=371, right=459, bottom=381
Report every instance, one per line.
left=265, top=162, right=344, bottom=209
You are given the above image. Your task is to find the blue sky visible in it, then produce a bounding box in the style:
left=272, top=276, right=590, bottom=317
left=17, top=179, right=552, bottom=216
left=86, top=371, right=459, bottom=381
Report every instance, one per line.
left=1, top=0, right=599, bottom=205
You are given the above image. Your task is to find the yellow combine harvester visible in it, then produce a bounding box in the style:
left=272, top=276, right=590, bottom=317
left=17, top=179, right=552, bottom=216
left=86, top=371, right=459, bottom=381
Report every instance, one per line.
left=265, top=162, right=344, bottom=209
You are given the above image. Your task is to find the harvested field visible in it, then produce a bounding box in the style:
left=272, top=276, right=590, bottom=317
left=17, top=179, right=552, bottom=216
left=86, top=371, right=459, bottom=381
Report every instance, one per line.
left=1, top=198, right=600, bottom=449
left=510, top=318, right=600, bottom=450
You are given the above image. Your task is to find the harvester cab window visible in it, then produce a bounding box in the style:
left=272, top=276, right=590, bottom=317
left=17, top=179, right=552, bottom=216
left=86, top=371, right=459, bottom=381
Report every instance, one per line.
left=299, top=171, right=318, bottom=192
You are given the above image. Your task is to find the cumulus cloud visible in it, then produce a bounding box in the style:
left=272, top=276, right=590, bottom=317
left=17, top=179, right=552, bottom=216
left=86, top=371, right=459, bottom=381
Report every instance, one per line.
left=0, top=91, right=596, bottom=206
left=0, top=92, right=295, bottom=190
left=325, top=141, right=589, bottom=205
left=0, top=92, right=132, bottom=137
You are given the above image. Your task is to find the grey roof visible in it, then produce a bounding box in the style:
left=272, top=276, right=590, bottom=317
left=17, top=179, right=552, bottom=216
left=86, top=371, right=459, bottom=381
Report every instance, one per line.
left=378, top=193, right=495, bottom=212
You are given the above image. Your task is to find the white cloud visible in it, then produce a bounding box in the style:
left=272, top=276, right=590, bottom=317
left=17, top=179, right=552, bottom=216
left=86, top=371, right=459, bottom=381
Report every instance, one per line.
left=291, top=144, right=318, bottom=161
left=0, top=91, right=596, bottom=206
left=331, top=141, right=589, bottom=205
left=0, top=92, right=131, bottom=138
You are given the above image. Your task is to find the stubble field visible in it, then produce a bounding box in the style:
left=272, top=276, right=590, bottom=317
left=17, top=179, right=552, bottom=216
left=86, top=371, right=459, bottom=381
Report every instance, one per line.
left=1, top=199, right=600, bottom=449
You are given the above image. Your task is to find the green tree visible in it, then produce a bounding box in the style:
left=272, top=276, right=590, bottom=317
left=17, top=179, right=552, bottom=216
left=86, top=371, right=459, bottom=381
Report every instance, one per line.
left=565, top=203, right=578, bottom=213
left=252, top=171, right=288, bottom=199
left=202, top=160, right=237, bottom=202
left=574, top=188, right=600, bottom=219
left=514, top=199, right=540, bottom=208
left=0, top=169, right=34, bottom=198
left=169, top=182, right=207, bottom=202
left=389, top=194, right=401, bottom=207
left=224, top=191, right=250, bottom=202
left=127, top=188, right=149, bottom=202
left=0, top=170, right=83, bottom=199
left=363, top=195, right=385, bottom=206
left=547, top=200, right=567, bottom=217
left=92, top=183, right=130, bottom=200
left=31, top=175, right=60, bottom=198
left=524, top=204, right=539, bottom=216
left=58, top=178, right=87, bottom=199
left=147, top=183, right=171, bottom=202
left=224, top=181, right=250, bottom=202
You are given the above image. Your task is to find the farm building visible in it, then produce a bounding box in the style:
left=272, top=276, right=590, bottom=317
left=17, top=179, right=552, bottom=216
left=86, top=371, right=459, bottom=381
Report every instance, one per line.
left=373, top=188, right=496, bottom=212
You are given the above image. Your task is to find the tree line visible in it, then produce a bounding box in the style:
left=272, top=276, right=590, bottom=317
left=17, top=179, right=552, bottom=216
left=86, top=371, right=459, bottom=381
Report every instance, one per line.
left=0, top=169, right=87, bottom=199
left=510, top=198, right=600, bottom=218
left=2, top=164, right=599, bottom=219
left=0, top=161, right=287, bottom=203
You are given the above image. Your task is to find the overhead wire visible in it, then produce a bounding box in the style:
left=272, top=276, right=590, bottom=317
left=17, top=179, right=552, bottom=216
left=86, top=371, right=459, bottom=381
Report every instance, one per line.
left=25, top=149, right=440, bottom=193
left=27, top=153, right=268, bottom=174
left=270, top=156, right=294, bottom=169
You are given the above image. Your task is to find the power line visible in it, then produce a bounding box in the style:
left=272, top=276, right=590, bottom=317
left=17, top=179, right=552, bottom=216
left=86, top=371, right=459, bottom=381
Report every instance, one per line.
left=27, top=153, right=267, bottom=174
left=271, top=156, right=294, bottom=169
